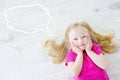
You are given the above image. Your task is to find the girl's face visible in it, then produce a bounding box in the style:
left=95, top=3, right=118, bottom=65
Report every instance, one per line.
left=68, top=26, right=90, bottom=50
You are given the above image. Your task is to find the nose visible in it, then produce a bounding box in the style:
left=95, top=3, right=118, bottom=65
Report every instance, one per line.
left=78, top=38, right=82, bottom=43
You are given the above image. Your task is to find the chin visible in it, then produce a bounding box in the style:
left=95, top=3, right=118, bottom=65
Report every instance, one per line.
left=81, top=48, right=85, bottom=50
left=79, top=47, right=85, bottom=50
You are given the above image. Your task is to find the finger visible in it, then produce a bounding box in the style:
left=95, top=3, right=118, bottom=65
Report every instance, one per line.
left=70, top=41, right=74, bottom=49
left=87, top=36, right=93, bottom=48
left=72, top=41, right=77, bottom=49
left=87, top=36, right=92, bottom=43
left=86, top=36, right=89, bottom=45
left=71, top=41, right=76, bottom=49
left=89, top=37, right=92, bottom=44
left=71, top=42, right=79, bottom=50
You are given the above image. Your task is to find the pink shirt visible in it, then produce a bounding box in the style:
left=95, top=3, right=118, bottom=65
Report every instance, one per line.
left=65, top=44, right=109, bottom=80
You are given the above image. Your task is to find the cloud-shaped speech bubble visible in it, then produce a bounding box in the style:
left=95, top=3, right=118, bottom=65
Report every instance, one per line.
left=4, top=4, right=53, bottom=35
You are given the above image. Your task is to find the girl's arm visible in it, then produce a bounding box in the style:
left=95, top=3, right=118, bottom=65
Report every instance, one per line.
left=86, top=51, right=107, bottom=70
left=86, top=37, right=107, bottom=70
left=67, top=42, right=83, bottom=77
left=67, top=53, right=83, bottom=77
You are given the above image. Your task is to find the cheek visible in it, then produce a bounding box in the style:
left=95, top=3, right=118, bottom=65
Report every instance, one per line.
left=70, top=40, right=76, bottom=43
left=84, top=38, right=88, bottom=43
left=69, top=39, right=77, bottom=45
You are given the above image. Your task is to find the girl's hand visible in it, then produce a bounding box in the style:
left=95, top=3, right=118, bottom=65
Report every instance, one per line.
left=85, top=36, right=93, bottom=53
left=71, top=41, right=83, bottom=55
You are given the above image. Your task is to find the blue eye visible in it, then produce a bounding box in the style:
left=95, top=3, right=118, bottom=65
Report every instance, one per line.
left=82, top=36, right=86, bottom=38
left=74, top=38, right=78, bottom=40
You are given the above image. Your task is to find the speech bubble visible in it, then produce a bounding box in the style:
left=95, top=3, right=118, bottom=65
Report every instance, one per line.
left=4, top=4, right=53, bottom=35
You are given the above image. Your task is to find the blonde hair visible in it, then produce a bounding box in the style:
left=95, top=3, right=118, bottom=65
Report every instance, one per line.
left=43, top=21, right=116, bottom=64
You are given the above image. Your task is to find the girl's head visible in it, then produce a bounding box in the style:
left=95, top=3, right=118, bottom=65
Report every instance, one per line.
left=64, top=22, right=98, bottom=50
left=43, top=21, right=116, bottom=64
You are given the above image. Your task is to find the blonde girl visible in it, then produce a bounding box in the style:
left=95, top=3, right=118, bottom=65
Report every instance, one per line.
left=43, top=22, right=116, bottom=80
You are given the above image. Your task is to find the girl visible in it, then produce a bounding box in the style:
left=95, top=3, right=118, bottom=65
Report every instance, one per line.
left=43, top=22, right=116, bottom=80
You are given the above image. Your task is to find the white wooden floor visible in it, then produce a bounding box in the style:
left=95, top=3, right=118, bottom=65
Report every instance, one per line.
left=0, top=0, right=120, bottom=80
